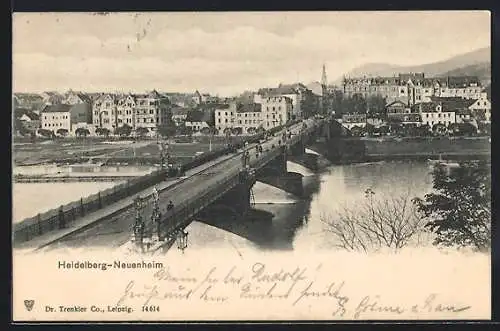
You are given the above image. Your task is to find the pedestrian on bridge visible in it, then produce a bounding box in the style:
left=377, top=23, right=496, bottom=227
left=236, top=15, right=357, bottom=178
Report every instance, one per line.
left=167, top=200, right=174, bottom=212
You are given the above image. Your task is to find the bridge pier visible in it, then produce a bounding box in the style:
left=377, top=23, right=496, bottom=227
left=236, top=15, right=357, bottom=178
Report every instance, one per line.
left=289, top=138, right=305, bottom=156
left=289, top=152, right=319, bottom=171
left=214, top=179, right=254, bottom=217
left=258, top=172, right=304, bottom=197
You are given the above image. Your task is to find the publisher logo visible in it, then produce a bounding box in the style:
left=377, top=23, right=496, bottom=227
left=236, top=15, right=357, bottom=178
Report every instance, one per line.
left=24, top=300, right=35, bottom=312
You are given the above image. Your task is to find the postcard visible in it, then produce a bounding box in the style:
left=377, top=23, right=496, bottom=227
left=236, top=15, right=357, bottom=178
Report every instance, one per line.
left=12, top=11, right=491, bottom=321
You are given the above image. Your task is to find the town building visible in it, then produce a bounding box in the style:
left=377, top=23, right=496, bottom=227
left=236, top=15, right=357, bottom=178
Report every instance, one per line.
left=343, top=73, right=486, bottom=107
left=18, top=111, right=41, bottom=133
left=41, top=91, right=65, bottom=106
left=192, top=90, right=219, bottom=105
left=340, top=113, right=367, bottom=130
left=116, top=94, right=136, bottom=128
left=412, top=102, right=456, bottom=128
left=185, top=110, right=213, bottom=133
left=260, top=96, right=293, bottom=130
left=171, top=106, right=190, bottom=126
left=131, top=90, right=171, bottom=136
left=40, top=104, right=72, bottom=133
left=215, top=102, right=264, bottom=135
left=256, top=83, right=310, bottom=119
left=92, top=94, right=119, bottom=131
left=13, top=93, right=44, bottom=111
left=468, top=95, right=492, bottom=122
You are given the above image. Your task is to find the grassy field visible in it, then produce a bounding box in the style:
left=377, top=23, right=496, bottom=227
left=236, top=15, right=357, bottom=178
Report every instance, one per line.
left=13, top=139, right=228, bottom=165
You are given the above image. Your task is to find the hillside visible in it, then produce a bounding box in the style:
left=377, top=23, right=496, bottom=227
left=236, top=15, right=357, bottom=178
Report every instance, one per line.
left=441, top=62, right=491, bottom=86
left=340, top=46, right=490, bottom=82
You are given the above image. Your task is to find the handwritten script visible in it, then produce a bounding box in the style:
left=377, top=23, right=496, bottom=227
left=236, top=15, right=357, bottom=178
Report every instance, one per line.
left=114, top=262, right=472, bottom=319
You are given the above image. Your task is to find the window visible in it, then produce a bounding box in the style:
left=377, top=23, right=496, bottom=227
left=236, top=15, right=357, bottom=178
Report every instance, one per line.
left=218, top=119, right=221, bottom=123
left=225, top=119, right=228, bottom=123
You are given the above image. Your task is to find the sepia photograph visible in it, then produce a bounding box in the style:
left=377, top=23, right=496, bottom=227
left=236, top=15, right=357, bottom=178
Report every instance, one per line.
left=12, top=11, right=491, bottom=321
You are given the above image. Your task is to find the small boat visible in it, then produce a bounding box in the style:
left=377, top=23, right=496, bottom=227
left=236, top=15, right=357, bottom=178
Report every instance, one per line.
left=428, top=155, right=460, bottom=169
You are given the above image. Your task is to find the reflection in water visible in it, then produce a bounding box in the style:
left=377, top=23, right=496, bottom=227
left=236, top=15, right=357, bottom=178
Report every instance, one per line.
left=191, top=160, right=433, bottom=252
left=14, top=160, right=436, bottom=253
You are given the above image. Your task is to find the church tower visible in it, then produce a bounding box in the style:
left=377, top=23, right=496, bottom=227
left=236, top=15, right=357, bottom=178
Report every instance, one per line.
left=321, top=64, right=328, bottom=114
left=321, top=64, right=328, bottom=89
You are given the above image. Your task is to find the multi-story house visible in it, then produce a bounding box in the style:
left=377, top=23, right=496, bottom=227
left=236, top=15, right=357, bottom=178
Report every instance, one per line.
left=116, top=94, right=136, bottom=128
left=469, top=95, right=491, bottom=122
left=215, top=102, right=264, bottom=135
left=412, top=102, right=456, bottom=129
left=256, top=83, right=310, bottom=119
left=92, top=94, right=118, bottom=131
left=40, top=104, right=72, bottom=133
left=234, top=103, right=263, bottom=134
left=260, top=96, right=293, bottom=130
left=215, top=104, right=236, bottom=134
left=133, top=90, right=171, bottom=135
left=343, top=73, right=486, bottom=106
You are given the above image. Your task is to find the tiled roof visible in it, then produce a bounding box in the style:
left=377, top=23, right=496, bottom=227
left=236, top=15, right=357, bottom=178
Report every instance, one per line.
left=23, top=111, right=40, bottom=121
left=430, top=97, right=476, bottom=111
left=171, top=107, right=190, bottom=116
left=412, top=102, right=436, bottom=113
left=236, top=103, right=262, bottom=113
left=385, top=100, right=407, bottom=108
left=41, top=104, right=72, bottom=113
left=447, top=76, right=481, bottom=88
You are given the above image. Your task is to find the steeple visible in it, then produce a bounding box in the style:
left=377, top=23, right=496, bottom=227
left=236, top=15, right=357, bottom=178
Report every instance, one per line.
left=321, top=64, right=328, bottom=87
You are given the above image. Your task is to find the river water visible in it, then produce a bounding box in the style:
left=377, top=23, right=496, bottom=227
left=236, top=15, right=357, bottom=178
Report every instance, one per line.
left=12, top=159, right=435, bottom=250
left=185, top=159, right=434, bottom=252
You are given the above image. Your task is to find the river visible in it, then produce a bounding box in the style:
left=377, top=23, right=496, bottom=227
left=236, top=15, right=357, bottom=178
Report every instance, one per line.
left=12, top=159, right=435, bottom=251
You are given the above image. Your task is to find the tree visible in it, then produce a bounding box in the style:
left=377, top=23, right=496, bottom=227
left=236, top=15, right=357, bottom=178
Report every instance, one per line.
left=321, top=189, right=427, bottom=252
left=115, top=124, right=132, bottom=137
left=56, top=128, right=68, bottom=137
left=157, top=123, right=177, bottom=138
left=176, top=123, right=192, bottom=136
left=350, top=125, right=364, bottom=137
left=477, top=122, right=491, bottom=136
left=364, top=123, right=375, bottom=136
left=448, top=123, right=461, bottom=136
left=414, top=161, right=491, bottom=251
left=457, top=122, right=477, bottom=137
left=135, top=127, right=149, bottom=137
left=75, top=127, right=90, bottom=137
left=432, top=123, right=447, bottom=136
left=417, top=124, right=431, bottom=137
left=378, top=125, right=390, bottom=136
left=38, top=129, right=54, bottom=138
left=95, top=127, right=111, bottom=137
left=366, top=95, right=387, bottom=118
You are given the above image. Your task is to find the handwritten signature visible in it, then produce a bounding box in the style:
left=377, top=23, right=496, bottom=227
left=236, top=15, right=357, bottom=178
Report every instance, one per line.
left=114, top=264, right=473, bottom=318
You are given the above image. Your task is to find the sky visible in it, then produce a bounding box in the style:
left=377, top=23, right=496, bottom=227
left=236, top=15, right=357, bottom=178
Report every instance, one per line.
left=13, top=11, right=490, bottom=97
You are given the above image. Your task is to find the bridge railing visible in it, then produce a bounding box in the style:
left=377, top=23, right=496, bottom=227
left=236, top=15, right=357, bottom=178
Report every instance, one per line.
left=12, top=132, right=266, bottom=245
left=13, top=119, right=324, bottom=245
left=157, top=167, right=244, bottom=238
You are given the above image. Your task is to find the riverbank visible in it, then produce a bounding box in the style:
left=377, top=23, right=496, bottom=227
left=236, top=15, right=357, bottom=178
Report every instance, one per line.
left=314, top=136, right=490, bottom=163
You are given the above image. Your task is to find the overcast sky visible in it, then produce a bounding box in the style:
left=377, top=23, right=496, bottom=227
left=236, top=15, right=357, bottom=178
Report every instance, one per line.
left=13, top=11, right=490, bottom=96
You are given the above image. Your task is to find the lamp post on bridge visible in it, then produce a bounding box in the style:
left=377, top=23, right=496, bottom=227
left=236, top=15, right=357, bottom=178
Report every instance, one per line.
left=151, top=186, right=162, bottom=242
left=133, top=196, right=146, bottom=252
left=176, top=229, right=189, bottom=253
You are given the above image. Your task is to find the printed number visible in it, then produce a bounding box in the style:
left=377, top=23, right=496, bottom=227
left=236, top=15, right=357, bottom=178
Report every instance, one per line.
left=142, top=306, right=160, bottom=313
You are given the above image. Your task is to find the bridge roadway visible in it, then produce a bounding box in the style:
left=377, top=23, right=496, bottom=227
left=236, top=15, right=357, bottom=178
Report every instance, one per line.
left=41, top=118, right=320, bottom=251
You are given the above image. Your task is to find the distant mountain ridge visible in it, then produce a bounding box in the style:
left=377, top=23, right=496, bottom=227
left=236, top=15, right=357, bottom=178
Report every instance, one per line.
left=338, top=46, right=491, bottom=85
